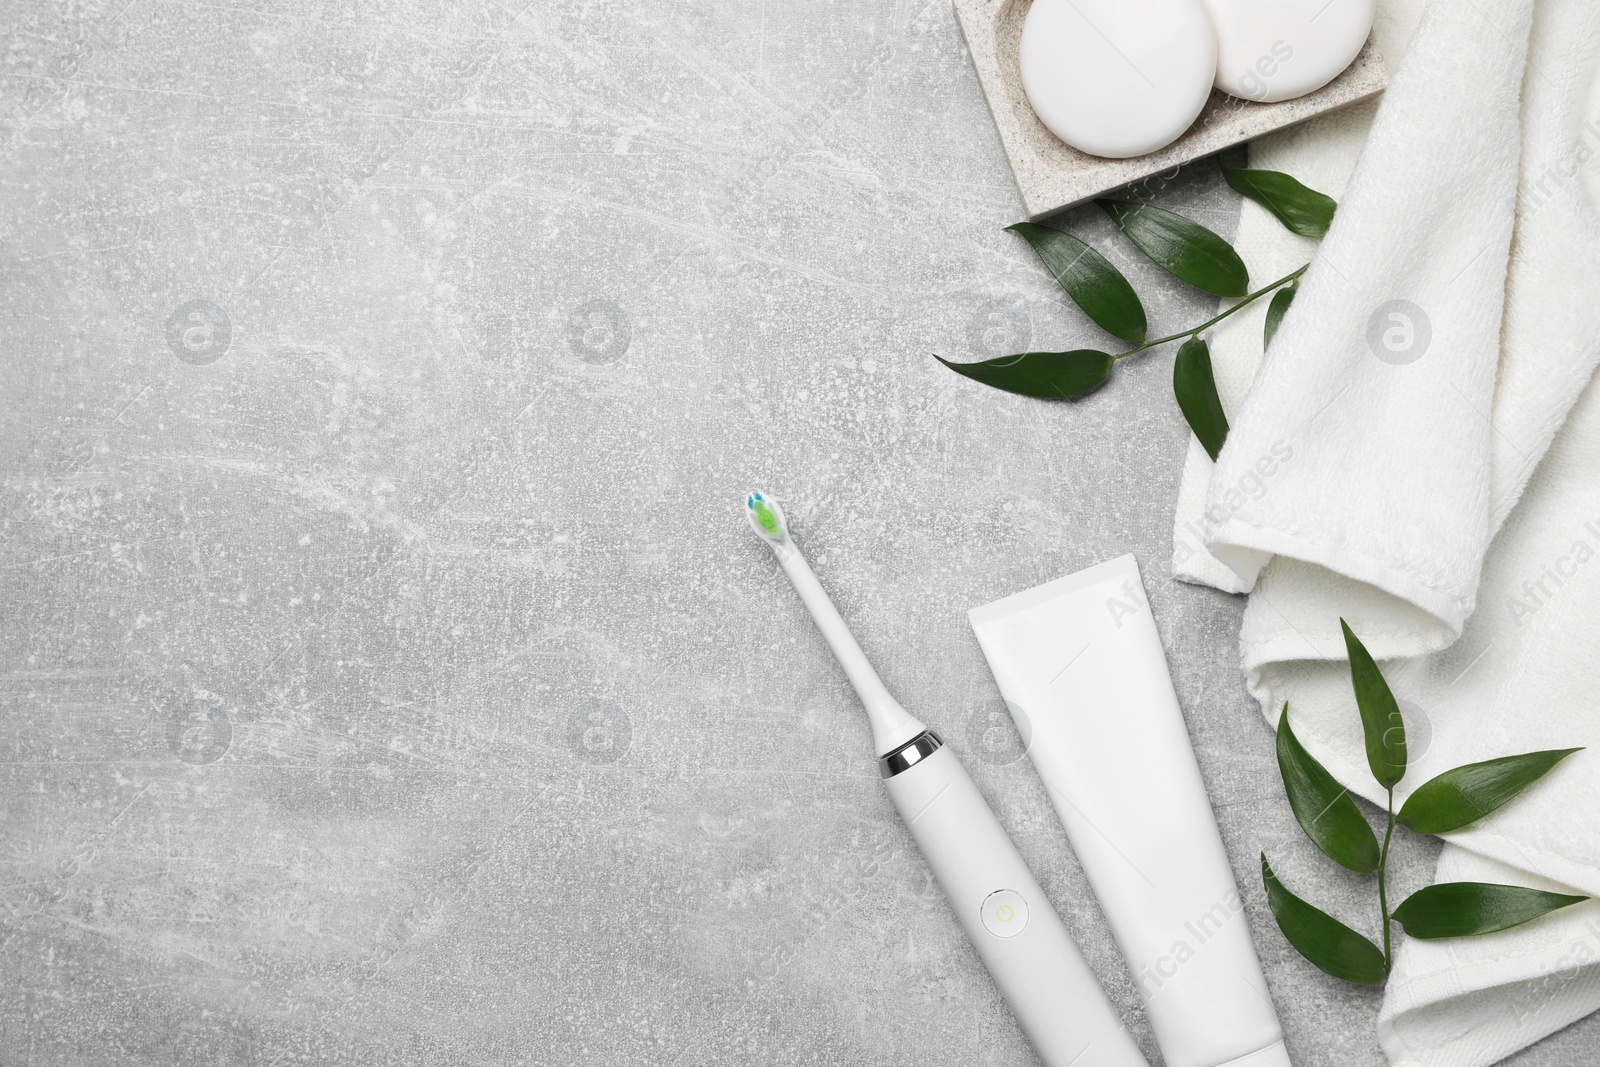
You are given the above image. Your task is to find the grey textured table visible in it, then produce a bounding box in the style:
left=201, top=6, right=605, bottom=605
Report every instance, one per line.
left=3, top=2, right=1596, bottom=1065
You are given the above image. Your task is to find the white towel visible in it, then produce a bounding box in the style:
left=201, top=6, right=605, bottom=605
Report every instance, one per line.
left=1170, top=0, right=1600, bottom=1063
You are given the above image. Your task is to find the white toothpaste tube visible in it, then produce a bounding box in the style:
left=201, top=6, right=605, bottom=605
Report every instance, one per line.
left=969, top=554, right=1291, bottom=1067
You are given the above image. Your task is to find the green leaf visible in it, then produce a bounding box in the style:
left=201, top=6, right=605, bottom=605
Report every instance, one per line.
left=1277, top=705, right=1380, bottom=873
left=1006, top=223, right=1147, bottom=344
left=1391, top=882, right=1587, bottom=939
left=1261, top=853, right=1387, bottom=984
left=1341, top=619, right=1407, bottom=789
left=1223, top=168, right=1338, bottom=239
left=1096, top=199, right=1249, bottom=298
left=1173, top=337, right=1229, bottom=461
left=1264, top=286, right=1295, bottom=349
left=934, top=350, right=1113, bottom=400
left=1397, top=749, right=1583, bottom=834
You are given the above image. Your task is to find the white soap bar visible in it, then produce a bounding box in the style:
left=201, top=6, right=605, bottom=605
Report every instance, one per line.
left=1019, top=0, right=1217, bottom=160
left=1202, top=0, right=1374, bottom=102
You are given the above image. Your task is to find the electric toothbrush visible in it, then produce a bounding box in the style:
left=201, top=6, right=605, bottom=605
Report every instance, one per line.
left=744, top=491, right=1149, bottom=1067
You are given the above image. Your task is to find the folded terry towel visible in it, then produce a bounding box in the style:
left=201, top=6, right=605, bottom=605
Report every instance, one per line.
left=1171, top=0, right=1600, bottom=1063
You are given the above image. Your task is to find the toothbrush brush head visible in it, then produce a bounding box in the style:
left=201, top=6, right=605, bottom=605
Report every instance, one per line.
left=744, top=490, right=788, bottom=544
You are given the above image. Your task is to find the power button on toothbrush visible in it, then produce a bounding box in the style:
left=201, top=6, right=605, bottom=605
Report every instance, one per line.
left=980, top=889, right=1029, bottom=938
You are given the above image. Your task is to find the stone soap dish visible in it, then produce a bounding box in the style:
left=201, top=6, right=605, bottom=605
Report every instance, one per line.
left=955, top=0, right=1390, bottom=220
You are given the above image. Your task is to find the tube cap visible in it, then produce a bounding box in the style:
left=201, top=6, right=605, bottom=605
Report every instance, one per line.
left=1216, top=1040, right=1293, bottom=1067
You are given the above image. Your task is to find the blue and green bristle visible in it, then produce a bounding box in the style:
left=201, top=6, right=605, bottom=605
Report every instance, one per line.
left=745, top=491, right=787, bottom=543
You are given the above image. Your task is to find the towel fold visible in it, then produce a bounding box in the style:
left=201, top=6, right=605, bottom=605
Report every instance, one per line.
left=1171, top=0, right=1600, bottom=1063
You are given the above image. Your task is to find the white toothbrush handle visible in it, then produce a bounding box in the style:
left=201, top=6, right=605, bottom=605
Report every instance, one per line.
left=885, top=739, right=1149, bottom=1067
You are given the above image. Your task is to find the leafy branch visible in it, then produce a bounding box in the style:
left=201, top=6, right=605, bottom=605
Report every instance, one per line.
left=1113, top=265, right=1307, bottom=362
left=936, top=167, right=1332, bottom=461
left=1264, top=621, right=1586, bottom=984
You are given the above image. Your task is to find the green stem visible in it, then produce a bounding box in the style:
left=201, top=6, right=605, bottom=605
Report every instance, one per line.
left=1378, top=788, right=1395, bottom=974
left=1112, top=265, right=1308, bottom=361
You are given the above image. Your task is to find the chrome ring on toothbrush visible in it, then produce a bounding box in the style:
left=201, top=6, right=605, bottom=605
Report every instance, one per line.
left=878, top=731, right=943, bottom=778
